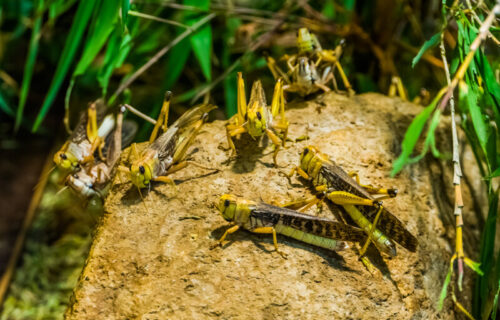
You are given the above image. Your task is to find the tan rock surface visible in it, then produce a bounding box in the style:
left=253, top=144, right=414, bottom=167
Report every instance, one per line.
left=66, top=92, right=467, bottom=319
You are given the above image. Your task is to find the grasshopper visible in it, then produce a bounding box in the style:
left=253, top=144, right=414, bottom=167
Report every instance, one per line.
left=225, top=72, right=288, bottom=166
left=54, top=99, right=114, bottom=174
left=288, top=146, right=417, bottom=270
left=119, top=92, right=216, bottom=190
left=266, top=28, right=354, bottom=96
left=216, top=194, right=366, bottom=258
left=66, top=106, right=137, bottom=199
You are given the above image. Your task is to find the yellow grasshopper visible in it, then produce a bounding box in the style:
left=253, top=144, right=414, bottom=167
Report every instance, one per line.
left=54, top=100, right=115, bottom=175
left=266, top=28, right=354, bottom=96
left=225, top=72, right=288, bottom=166
left=215, top=194, right=367, bottom=258
left=119, top=92, right=216, bottom=190
left=287, top=146, right=417, bottom=271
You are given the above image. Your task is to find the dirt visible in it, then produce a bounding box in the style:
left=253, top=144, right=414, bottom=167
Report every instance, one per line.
left=65, top=92, right=478, bottom=319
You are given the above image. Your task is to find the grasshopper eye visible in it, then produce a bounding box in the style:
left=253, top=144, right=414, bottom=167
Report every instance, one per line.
left=303, top=148, right=309, bottom=155
left=256, top=112, right=262, bottom=120
left=60, top=153, right=67, bottom=160
left=224, top=199, right=230, bottom=207
left=139, top=165, right=145, bottom=174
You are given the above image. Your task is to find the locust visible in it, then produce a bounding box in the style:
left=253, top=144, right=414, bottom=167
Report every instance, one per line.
left=66, top=106, right=137, bottom=199
left=54, top=99, right=115, bottom=175
left=215, top=194, right=367, bottom=258
left=266, top=28, right=354, bottom=96
left=119, top=92, right=216, bottom=190
left=287, top=146, right=417, bottom=270
left=225, top=72, right=288, bottom=166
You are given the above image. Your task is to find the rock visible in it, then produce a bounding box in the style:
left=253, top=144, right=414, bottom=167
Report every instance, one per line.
left=66, top=92, right=467, bottom=319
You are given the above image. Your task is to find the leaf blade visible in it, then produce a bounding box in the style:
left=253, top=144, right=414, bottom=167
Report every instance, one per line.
left=32, top=0, right=99, bottom=132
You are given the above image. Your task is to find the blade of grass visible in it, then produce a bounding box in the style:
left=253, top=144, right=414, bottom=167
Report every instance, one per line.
left=121, top=0, right=129, bottom=31
left=184, top=0, right=212, bottom=81
left=0, top=89, right=15, bottom=117
left=73, top=0, right=121, bottom=77
left=15, top=0, right=43, bottom=132
left=32, top=0, right=99, bottom=132
left=391, top=87, right=446, bottom=176
left=474, top=190, right=499, bottom=319
left=412, top=31, right=442, bottom=68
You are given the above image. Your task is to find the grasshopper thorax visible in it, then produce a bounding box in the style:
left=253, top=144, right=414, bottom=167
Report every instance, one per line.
left=130, top=161, right=153, bottom=189
left=296, top=57, right=318, bottom=86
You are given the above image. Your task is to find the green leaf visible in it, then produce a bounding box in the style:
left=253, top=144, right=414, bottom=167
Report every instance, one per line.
left=391, top=91, right=444, bottom=176
left=474, top=191, right=500, bottom=319
left=465, top=84, right=488, bottom=151
left=438, top=263, right=453, bottom=310
left=184, top=0, right=212, bottom=81
left=98, top=29, right=132, bottom=96
left=32, top=0, right=99, bottom=132
left=222, top=17, right=241, bottom=117
left=163, top=37, right=191, bottom=90
left=0, top=89, right=15, bottom=117
left=322, top=0, right=335, bottom=19
left=488, top=167, right=500, bottom=178
left=121, top=0, right=129, bottom=31
left=412, top=32, right=442, bottom=68
left=15, top=0, right=43, bottom=132
left=73, top=0, right=121, bottom=77
left=464, top=258, right=483, bottom=276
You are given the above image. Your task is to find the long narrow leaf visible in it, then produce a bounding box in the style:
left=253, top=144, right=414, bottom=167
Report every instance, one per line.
left=121, top=0, right=129, bottom=31
left=73, top=0, right=121, bottom=77
left=412, top=31, right=442, bottom=68
left=184, top=0, right=212, bottom=81
left=0, top=89, right=15, bottom=117
left=15, top=0, right=43, bottom=132
left=391, top=88, right=446, bottom=176
left=32, top=0, right=99, bottom=132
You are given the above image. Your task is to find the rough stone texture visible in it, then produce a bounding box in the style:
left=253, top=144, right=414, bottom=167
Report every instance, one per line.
left=65, top=92, right=476, bottom=319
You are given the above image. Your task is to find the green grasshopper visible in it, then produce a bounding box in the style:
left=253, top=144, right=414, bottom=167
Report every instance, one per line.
left=288, top=145, right=417, bottom=270
left=54, top=99, right=114, bottom=174
left=66, top=106, right=137, bottom=199
left=119, top=92, right=216, bottom=190
left=215, top=194, right=366, bottom=258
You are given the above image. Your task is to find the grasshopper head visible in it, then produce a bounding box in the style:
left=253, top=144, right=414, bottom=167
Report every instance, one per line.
left=130, top=161, right=153, bottom=189
left=299, top=145, right=331, bottom=172
left=66, top=172, right=100, bottom=199
left=218, top=194, right=238, bottom=222
left=54, top=151, right=79, bottom=171
left=246, top=81, right=269, bottom=138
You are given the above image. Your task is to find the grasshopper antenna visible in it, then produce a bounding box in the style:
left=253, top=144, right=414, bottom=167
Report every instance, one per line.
left=137, top=187, right=150, bottom=214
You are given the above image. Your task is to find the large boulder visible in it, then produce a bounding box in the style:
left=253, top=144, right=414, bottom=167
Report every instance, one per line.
left=66, top=92, right=473, bottom=319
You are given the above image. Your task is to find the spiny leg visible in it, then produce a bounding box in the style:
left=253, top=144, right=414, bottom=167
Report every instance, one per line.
left=149, top=91, right=171, bottom=143
left=288, top=166, right=311, bottom=180
left=270, top=79, right=288, bottom=147
left=334, top=60, right=355, bottom=96
left=217, top=224, right=240, bottom=246
left=265, top=55, right=290, bottom=83
left=265, top=128, right=283, bottom=166
left=348, top=171, right=398, bottom=199
left=86, top=102, right=99, bottom=144
left=236, top=72, right=247, bottom=124
left=252, top=227, right=287, bottom=258
left=325, top=190, right=381, bottom=207
left=171, top=118, right=206, bottom=164
left=226, top=124, right=246, bottom=156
